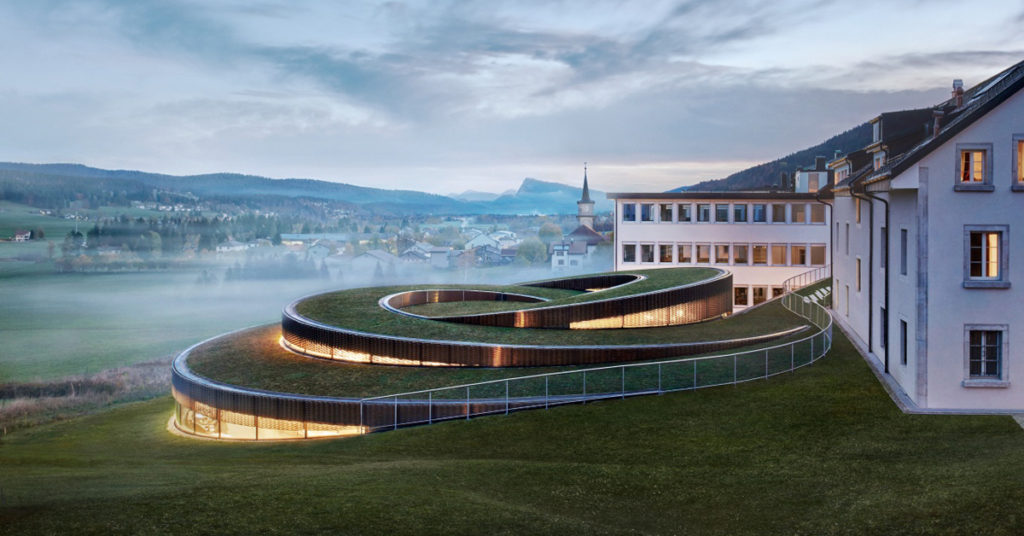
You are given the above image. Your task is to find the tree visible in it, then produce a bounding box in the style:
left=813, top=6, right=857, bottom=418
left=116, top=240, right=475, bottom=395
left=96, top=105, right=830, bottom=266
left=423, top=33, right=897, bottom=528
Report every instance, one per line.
left=515, top=238, right=548, bottom=265
left=538, top=222, right=562, bottom=244
left=272, top=231, right=282, bottom=246
left=30, top=227, right=45, bottom=240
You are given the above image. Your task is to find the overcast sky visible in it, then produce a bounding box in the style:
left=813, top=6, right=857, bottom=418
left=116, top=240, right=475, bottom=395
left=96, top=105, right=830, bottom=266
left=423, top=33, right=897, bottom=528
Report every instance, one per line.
left=2, top=1, right=1023, bottom=194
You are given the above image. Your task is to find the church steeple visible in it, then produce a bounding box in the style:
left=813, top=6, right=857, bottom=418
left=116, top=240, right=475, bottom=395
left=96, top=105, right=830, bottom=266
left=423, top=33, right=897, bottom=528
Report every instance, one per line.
left=577, top=162, right=595, bottom=229
left=580, top=162, right=592, bottom=203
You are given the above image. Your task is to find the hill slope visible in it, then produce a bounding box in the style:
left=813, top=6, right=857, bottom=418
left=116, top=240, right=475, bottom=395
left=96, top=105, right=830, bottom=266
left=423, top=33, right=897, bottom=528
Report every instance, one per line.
left=674, top=122, right=872, bottom=191
left=0, top=162, right=604, bottom=216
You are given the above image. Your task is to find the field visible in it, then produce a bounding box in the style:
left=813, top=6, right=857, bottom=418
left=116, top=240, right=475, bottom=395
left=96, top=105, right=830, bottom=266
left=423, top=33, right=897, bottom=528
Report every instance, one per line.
left=0, top=272, right=342, bottom=382
left=1, top=329, right=1022, bottom=535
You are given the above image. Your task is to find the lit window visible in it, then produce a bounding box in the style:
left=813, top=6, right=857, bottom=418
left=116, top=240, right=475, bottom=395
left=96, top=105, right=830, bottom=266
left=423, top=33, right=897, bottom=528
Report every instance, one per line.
left=678, top=204, right=692, bottom=222
left=622, top=244, right=636, bottom=262
left=733, top=204, right=748, bottom=223
left=810, top=204, right=825, bottom=223
left=733, top=244, right=749, bottom=265
left=961, top=150, right=985, bottom=183
left=810, top=245, right=826, bottom=266
left=791, top=245, right=807, bottom=266
left=772, top=287, right=785, bottom=298
left=622, top=204, right=636, bottom=222
left=969, top=231, right=1000, bottom=279
left=715, top=204, right=729, bottom=223
left=659, top=244, right=673, bottom=263
left=752, top=287, right=767, bottom=305
left=954, top=143, right=993, bottom=191
left=807, top=173, right=820, bottom=193
left=855, top=198, right=861, bottom=224
left=696, top=244, right=710, bottom=263
left=641, top=204, right=654, bottom=222
left=640, top=244, right=654, bottom=263
left=968, top=330, right=1002, bottom=378
left=734, top=287, right=749, bottom=306
left=752, top=245, right=768, bottom=265
left=1017, top=139, right=1024, bottom=185
left=963, top=225, right=1009, bottom=288
left=714, top=244, right=730, bottom=264
left=660, top=204, right=673, bottom=222
left=771, top=203, right=786, bottom=223
left=677, top=244, right=692, bottom=263
left=771, top=244, right=787, bottom=265
left=697, top=204, right=711, bottom=222
left=752, top=204, right=766, bottom=223
left=792, top=204, right=806, bottom=223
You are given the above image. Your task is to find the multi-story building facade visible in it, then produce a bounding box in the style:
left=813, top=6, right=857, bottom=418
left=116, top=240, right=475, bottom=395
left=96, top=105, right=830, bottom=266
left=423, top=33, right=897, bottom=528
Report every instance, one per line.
left=608, top=191, right=832, bottom=308
left=832, top=60, right=1024, bottom=411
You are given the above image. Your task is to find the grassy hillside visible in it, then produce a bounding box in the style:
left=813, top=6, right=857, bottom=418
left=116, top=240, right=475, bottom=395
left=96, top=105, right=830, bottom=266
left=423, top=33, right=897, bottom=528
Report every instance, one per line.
left=1, top=330, right=1022, bottom=535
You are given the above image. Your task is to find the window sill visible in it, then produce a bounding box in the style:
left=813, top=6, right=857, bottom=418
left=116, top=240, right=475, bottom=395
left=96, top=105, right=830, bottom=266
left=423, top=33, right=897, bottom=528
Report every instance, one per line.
left=962, top=280, right=1011, bottom=289
left=1012, top=184, right=1024, bottom=192
left=953, top=184, right=995, bottom=192
left=962, top=379, right=1010, bottom=389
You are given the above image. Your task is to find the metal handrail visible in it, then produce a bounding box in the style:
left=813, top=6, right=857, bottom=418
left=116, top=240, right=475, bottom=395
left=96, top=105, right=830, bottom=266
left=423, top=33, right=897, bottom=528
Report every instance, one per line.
left=360, top=277, right=833, bottom=432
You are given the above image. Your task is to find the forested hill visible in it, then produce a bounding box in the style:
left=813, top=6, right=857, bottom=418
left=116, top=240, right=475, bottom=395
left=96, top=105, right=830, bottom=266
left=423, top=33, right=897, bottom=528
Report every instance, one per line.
left=674, top=122, right=872, bottom=192
left=0, top=163, right=606, bottom=216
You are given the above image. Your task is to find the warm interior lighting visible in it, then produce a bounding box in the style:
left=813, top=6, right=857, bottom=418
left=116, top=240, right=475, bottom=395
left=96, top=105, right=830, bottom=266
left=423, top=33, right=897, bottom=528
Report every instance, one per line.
left=174, top=400, right=366, bottom=440
left=986, top=232, right=999, bottom=278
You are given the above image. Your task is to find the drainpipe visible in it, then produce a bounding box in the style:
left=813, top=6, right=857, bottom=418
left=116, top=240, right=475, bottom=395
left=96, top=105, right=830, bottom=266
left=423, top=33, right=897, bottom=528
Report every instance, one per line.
left=851, top=188, right=874, bottom=354
left=865, top=188, right=890, bottom=373
left=814, top=190, right=833, bottom=296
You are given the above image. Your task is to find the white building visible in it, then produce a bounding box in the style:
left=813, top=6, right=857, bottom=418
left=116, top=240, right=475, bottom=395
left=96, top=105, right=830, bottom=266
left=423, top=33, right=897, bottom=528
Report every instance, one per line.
left=832, top=60, right=1024, bottom=411
left=608, top=191, right=831, bottom=308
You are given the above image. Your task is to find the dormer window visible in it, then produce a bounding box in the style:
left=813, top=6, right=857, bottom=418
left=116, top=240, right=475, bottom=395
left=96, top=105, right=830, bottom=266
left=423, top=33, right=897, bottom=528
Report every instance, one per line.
left=873, top=152, right=885, bottom=171
left=872, top=121, right=880, bottom=143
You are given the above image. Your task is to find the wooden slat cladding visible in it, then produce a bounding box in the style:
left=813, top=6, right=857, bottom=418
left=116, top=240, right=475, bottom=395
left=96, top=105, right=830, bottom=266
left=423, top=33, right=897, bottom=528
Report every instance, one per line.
left=426, top=272, right=732, bottom=329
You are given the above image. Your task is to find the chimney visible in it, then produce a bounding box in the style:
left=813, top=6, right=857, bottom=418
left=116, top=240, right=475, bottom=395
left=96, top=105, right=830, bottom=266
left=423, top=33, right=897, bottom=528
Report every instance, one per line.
left=952, top=79, right=964, bottom=107
left=815, top=156, right=826, bottom=171
left=932, top=109, right=945, bottom=138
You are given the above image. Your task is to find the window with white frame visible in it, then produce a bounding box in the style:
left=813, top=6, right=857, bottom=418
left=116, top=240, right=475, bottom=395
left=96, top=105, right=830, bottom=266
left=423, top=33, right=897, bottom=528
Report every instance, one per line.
left=622, top=203, right=636, bottom=222
left=622, top=244, right=636, bottom=262
left=810, top=204, right=825, bottom=224
left=659, top=244, right=673, bottom=263
left=734, top=286, right=749, bottom=307
left=714, top=244, right=730, bottom=264
left=734, top=244, right=749, bottom=265
left=640, top=244, right=654, bottom=263
left=955, top=143, right=994, bottom=191
left=964, top=325, right=1008, bottom=384
left=810, top=245, right=826, bottom=266
left=791, top=203, right=807, bottom=224
left=752, top=204, right=767, bottom=223
left=771, top=244, right=787, bottom=265
left=696, top=244, right=711, bottom=263
left=964, top=225, right=1010, bottom=288
left=641, top=204, right=654, bottom=222
left=677, top=244, right=692, bottom=263
left=733, top=204, right=748, bottom=223
left=715, top=204, right=729, bottom=223
left=660, top=203, right=673, bottom=222
left=678, top=203, right=692, bottom=222
left=771, top=203, right=786, bottom=223
left=791, top=244, right=807, bottom=266
left=752, top=244, right=768, bottom=265
left=697, top=204, right=711, bottom=222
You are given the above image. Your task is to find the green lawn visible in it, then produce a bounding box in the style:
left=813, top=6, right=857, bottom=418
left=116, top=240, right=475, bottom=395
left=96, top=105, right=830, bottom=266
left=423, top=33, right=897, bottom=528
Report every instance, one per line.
left=292, top=268, right=769, bottom=346
left=2, top=329, right=1022, bottom=535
